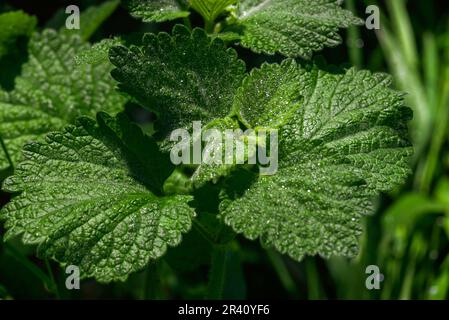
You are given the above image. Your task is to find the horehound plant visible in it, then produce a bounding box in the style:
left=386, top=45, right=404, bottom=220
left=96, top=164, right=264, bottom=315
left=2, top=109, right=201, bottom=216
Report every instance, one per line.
left=0, top=0, right=412, bottom=293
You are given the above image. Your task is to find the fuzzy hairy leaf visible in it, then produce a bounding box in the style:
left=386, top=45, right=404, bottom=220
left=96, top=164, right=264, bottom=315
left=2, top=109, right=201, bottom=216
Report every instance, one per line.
left=190, top=117, right=245, bottom=187
left=233, top=61, right=302, bottom=129
left=232, top=0, right=363, bottom=58
left=0, top=101, right=65, bottom=172
left=0, top=113, right=195, bottom=282
left=190, top=0, right=236, bottom=22
left=110, top=25, right=245, bottom=139
left=0, top=135, right=10, bottom=173
left=0, top=30, right=126, bottom=170
left=125, top=0, right=190, bottom=22
left=75, top=38, right=122, bottom=66
left=221, top=59, right=413, bottom=260
left=0, top=11, right=36, bottom=59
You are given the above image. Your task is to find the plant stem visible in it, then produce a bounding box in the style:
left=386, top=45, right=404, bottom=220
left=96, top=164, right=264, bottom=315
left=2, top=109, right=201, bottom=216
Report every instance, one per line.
left=142, top=262, right=158, bottom=300
left=266, top=249, right=297, bottom=296
left=419, top=36, right=449, bottom=193
left=305, top=258, right=322, bottom=299
left=193, top=219, right=216, bottom=245
left=206, top=246, right=228, bottom=299
left=3, top=243, right=55, bottom=296
left=174, top=0, right=192, bottom=30
left=387, top=0, right=418, bottom=70
left=345, top=0, right=362, bottom=69
left=205, top=19, right=215, bottom=34
left=44, top=258, right=60, bottom=299
left=183, top=17, right=192, bottom=31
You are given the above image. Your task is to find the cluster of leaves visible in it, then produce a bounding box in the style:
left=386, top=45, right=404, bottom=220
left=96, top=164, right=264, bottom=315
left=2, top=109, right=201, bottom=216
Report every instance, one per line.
left=0, top=0, right=413, bottom=284
left=325, top=0, right=449, bottom=300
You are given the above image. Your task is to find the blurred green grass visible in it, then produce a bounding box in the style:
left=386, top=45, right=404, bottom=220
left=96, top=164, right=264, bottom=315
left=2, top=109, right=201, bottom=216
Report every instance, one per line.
left=323, top=0, right=449, bottom=300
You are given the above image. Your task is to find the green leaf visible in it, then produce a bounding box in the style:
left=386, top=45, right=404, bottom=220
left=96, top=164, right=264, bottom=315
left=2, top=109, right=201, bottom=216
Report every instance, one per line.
left=427, top=267, right=449, bottom=300
left=444, top=218, right=449, bottom=240
left=0, top=101, right=65, bottom=172
left=1, top=113, right=195, bottom=282
left=233, top=61, right=302, bottom=129
left=125, top=0, right=190, bottom=23
left=110, top=25, right=245, bottom=139
left=435, top=178, right=449, bottom=208
left=221, top=59, right=413, bottom=260
left=75, top=38, right=122, bottom=66
left=0, top=30, right=126, bottom=170
left=231, top=0, right=363, bottom=59
left=190, top=117, right=246, bottom=187
left=383, top=193, right=445, bottom=232
left=190, top=0, right=236, bottom=23
left=61, top=0, right=120, bottom=41
left=0, top=11, right=35, bottom=91
left=0, top=11, right=36, bottom=59
left=0, top=135, right=11, bottom=174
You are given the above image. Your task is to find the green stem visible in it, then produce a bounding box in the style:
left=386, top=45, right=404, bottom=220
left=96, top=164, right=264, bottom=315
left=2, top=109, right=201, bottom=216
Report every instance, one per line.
left=193, top=219, right=216, bottom=245
left=174, top=0, right=192, bottom=30
left=387, top=0, right=418, bottom=70
left=205, top=19, right=215, bottom=34
left=142, top=262, right=159, bottom=300
left=418, top=41, right=449, bottom=193
left=183, top=17, right=192, bottom=31
left=45, top=258, right=60, bottom=299
left=305, top=258, right=323, bottom=300
left=206, top=246, right=228, bottom=300
left=3, top=243, right=55, bottom=296
left=266, top=249, right=297, bottom=296
left=345, top=0, right=362, bottom=68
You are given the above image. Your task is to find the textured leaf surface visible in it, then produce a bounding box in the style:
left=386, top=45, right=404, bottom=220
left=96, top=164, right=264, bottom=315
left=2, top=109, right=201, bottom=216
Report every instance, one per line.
left=221, top=60, right=413, bottom=259
left=0, top=135, right=10, bottom=173
left=233, top=62, right=302, bottom=129
left=125, top=0, right=190, bottom=22
left=1, top=113, right=195, bottom=282
left=190, top=0, right=236, bottom=22
left=110, top=25, right=245, bottom=139
left=0, top=30, right=126, bottom=169
left=190, top=117, right=245, bottom=187
left=75, top=38, right=122, bottom=66
left=233, top=0, right=363, bottom=58
left=0, top=101, right=65, bottom=171
left=0, top=11, right=36, bottom=59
